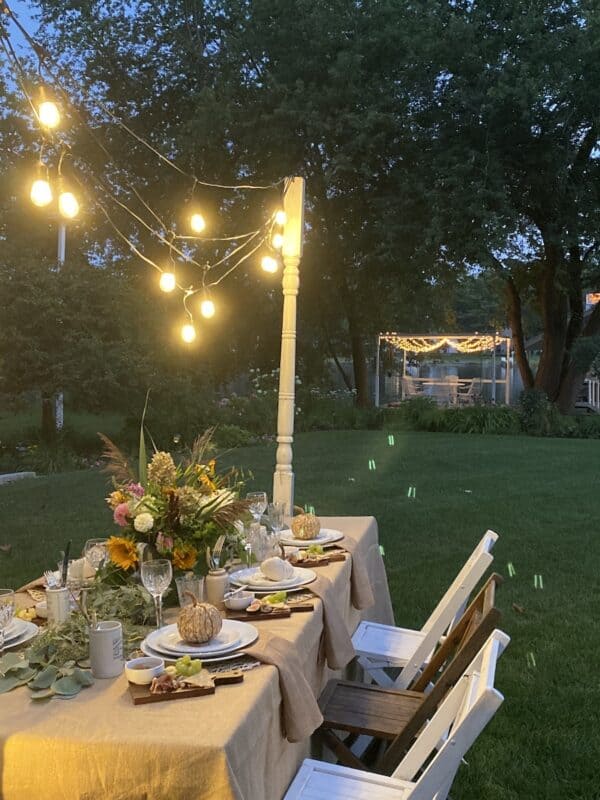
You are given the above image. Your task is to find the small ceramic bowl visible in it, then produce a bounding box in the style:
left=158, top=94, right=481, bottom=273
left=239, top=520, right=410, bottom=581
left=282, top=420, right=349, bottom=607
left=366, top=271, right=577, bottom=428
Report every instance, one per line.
left=125, top=656, right=164, bottom=685
left=224, top=590, right=255, bottom=611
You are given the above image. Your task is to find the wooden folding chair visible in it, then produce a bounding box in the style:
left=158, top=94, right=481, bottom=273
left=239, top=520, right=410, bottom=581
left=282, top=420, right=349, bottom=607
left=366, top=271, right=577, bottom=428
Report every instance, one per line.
left=318, top=574, right=503, bottom=774
left=352, top=529, right=498, bottom=689
left=284, top=629, right=508, bottom=800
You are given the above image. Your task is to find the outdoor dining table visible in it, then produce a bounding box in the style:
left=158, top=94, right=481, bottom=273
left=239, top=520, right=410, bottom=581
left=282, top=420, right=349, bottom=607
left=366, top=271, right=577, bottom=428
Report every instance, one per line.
left=0, top=516, right=394, bottom=800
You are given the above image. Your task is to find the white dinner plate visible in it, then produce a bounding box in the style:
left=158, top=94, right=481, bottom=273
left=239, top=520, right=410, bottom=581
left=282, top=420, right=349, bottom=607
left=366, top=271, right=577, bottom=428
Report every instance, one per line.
left=3, top=617, right=28, bottom=642
left=154, top=624, right=241, bottom=656
left=140, top=639, right=252, bottom=664
left=143, top=619, right=258, bottom=660
left=2, top=620, right=39, bottom=650
left=278, top=528, right=344, bottom=548
left=229, top=566, right=317, bottom=592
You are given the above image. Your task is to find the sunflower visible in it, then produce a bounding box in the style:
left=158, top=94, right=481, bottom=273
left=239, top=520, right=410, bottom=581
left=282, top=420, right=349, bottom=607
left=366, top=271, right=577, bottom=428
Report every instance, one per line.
left=107, top=536, right=139, bottom=571
left=172, top=543, right=198, bottom=571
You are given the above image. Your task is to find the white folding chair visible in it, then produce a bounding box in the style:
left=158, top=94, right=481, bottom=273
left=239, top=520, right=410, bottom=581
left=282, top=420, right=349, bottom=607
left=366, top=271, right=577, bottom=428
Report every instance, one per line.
left=352, top=529, right=499, bottom=689
left=284, top=629, right=509, bottom=800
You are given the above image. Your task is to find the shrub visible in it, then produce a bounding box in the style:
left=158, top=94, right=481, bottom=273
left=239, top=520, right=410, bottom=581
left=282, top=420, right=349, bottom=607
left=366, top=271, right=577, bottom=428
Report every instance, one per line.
left=518, top=390, right=562, bottom=436
left=441, top=405, right=520, bottom=435
left=213, top=425, right=259, bottom=449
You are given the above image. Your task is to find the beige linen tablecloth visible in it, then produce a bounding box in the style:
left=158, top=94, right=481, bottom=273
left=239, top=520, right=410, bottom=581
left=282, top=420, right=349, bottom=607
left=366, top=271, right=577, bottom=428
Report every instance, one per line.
left=0, top=516, right=394, bottom=800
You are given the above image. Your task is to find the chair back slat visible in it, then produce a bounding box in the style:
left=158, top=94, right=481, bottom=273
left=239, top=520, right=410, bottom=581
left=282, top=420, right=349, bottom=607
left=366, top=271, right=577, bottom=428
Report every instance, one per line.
left=379, top=576, right=503, bottom=775
left=422, top=530, right=498, bottom=636
left=443, top=530, right=499, bottom=631
left=390, top=630, right=508, bottom=798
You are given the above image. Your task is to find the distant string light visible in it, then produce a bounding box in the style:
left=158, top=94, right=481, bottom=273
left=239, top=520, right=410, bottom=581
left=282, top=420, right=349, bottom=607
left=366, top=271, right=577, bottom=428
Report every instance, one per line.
left=181, top=323, right=197, bottom=343
left=200, top=298, right=216, bottom=318
left=159, top=272, right=176, bottom=293
left=37, top=99, right=60, bottom=128
left=30, top=177, right=52, bottom=207
left=381, top=334, right=503, bottom=353
left=190, top=212, right=206, bottom=233
left=58, top=190, right=79, bottom=219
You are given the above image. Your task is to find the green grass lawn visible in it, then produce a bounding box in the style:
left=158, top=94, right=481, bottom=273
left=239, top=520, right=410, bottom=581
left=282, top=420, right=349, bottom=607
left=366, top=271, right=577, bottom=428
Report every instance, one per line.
left=0, top=430, right=598, bottom=799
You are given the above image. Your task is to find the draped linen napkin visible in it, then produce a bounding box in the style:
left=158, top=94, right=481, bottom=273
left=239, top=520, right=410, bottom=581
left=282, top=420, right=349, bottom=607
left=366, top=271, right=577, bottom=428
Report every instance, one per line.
left=309, top=575, right=355, bottom=670
left=245, top=633, right=323, bottom=743
left=341, top=535, right=376, bottom=611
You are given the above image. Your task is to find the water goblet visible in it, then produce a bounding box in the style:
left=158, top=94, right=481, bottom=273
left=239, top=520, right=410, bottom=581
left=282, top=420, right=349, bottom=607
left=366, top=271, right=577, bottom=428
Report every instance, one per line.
left=267, top=502, right=286, bottom=534
left=246, top=491, right=268, bottom=523
left=83, top=538, right=109, bottom=571
left=0, top=589, right=15, bottom=656
left=141, top=559, right=173, bottom=629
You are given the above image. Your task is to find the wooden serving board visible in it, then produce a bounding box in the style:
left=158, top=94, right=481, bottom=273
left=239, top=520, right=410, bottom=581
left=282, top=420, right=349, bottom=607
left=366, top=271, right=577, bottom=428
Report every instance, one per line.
left=128, top=669, right=244, bottom=705
left=288, top=551, right=347, bottom=568
left=225, top=602, right=314, bottom=622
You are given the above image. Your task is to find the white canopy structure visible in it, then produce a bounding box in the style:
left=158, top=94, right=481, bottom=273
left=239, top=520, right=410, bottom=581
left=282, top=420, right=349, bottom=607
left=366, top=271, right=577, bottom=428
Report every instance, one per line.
left=375, top=332, right=512, bottom=407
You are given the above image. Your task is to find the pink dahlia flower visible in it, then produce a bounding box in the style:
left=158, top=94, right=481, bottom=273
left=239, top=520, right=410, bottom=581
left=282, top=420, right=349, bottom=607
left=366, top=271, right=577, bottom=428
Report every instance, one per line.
left=113, top=502, right=130, bottom=528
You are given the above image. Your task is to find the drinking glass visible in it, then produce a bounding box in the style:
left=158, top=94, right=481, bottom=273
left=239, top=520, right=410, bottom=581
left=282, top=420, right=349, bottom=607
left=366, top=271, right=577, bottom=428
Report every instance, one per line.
left=141, top=559, right=173, bottom=629
left=83, top=538, right=109, bottom=571
left=246, top=491, right=268, bottom=522
left=267, top=502, right=286, bottom=534
left=0, top=589, right=15, bottom=655
left=175, top=574, right=205, bottom=608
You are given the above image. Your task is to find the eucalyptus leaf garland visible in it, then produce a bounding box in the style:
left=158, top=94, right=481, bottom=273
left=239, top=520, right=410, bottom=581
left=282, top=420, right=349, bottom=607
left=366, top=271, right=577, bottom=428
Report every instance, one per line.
left=1, top=584, right=155, bottom=700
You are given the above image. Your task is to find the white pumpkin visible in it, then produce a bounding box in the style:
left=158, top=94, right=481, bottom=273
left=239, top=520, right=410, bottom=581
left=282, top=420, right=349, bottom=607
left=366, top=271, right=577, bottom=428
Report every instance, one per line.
left=260, top=556, right=295, bottom=582
left=177, top=594, right=222, bottom=644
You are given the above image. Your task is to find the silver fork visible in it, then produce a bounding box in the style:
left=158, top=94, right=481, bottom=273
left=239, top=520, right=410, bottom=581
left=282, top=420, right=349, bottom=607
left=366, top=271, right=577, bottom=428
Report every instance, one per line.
left=43, top=570, right=59, bottom=588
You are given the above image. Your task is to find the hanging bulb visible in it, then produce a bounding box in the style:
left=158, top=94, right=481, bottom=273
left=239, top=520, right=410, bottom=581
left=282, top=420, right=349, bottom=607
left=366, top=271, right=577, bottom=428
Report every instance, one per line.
left=58, top=191, right=79, bottom=219
left=190, top=212, right=206, bottom=233
left=159, top=272, right=176, bottom=292
left=272, top=232, right=284, bottom=249
left=275, top=209, right=286, bottom=225
left=200, top=298, right=215, bottom=318
left=261, top=255, right=278, bottom=273
left=38, top=100, right=60, bottom=129
left=30, top=178, right=53, bottom=207
left=181, top=323, right=197, bottom=343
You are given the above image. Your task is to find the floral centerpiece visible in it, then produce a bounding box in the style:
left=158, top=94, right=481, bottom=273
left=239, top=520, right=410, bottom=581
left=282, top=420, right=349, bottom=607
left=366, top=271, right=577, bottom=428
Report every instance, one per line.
left=100, top=428, right=248, bottom=578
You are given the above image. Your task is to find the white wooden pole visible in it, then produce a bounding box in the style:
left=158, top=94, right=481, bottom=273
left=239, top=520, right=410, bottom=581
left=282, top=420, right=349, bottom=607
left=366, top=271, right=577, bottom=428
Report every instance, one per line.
left=273, top=177, right=305, bottom=514
left=55, top=223, right=66, bottom=431
left=491, top=335, right=497, bottom=404
left=505, top=338, right=510, bottom=405
left=375, top=335, right=381, bottom=407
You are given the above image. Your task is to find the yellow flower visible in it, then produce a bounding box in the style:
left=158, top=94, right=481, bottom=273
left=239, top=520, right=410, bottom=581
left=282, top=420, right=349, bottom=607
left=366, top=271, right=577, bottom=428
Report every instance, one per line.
left=107, top=536, right=138, bottom=571
left=172, top=544, right=198, bottom=571
left=106, top=490, right=128, bottom=510
left=200, top=473, right=217, bottom=492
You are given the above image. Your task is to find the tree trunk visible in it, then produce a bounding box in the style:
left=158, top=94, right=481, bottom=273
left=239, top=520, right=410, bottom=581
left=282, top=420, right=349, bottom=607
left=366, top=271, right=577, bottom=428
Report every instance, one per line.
left=557, top=302, right=600, bottom=412
left=41, top=394, right=56, bottom=441
left=534, top=245, right=568, bottom=400
left=348, top=313, right=371, bottom=407
left=505, top=276, right=534, bottom=390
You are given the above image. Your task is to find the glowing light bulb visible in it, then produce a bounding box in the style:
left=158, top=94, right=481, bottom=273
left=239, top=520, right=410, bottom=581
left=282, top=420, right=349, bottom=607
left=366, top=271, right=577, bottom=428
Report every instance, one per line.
left=30, top=178, right=53, bottom=207
left=190, top=212, right=206, bottom=233
left=58, top=191, right=79, bottom=219
left=261, top=256, right=278, bottom=273
left=181, top=323, right=197, bottom=343
left=275, top=209, right=286, bottom=225
left=272, top=232, right=284, bottom=249
left=200, top=299, right=215, bottom=318
left=159, top=272, right=176, bottom=292
left=38, top=101, right=60, bottom=128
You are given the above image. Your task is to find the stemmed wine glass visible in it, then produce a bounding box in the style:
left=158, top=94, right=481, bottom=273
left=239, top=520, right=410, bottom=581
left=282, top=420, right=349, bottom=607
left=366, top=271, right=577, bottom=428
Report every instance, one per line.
left=141, top=559, right=173, bottom=629
left=83, top=538, right=109, bottom=571
left=246, top=491, right=268, bottom=523
left=0, top=589, right=15, bottom=656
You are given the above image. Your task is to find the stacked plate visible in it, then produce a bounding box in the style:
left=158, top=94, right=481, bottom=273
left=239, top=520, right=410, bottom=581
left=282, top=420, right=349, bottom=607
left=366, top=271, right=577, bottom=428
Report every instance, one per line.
left=278, top=527, right=344, bottom=548
left=140, top=619, right=259, bottom=664
left=229, top=565, right=317, bottom=593
left=2, top=617, right=39, bottom=650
